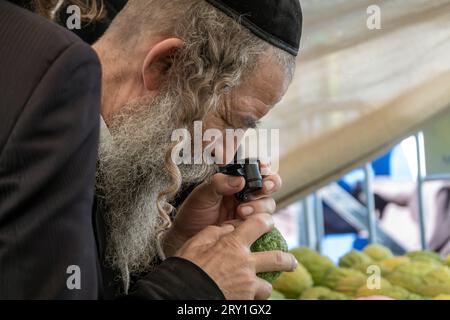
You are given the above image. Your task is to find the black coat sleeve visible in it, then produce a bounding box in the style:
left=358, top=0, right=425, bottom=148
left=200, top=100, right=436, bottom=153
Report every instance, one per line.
left=94, top=202, right=225, bottom=300
left=125, top=257, right=225, bottom=300
left=1, top=1, right=224, bottom=300
left=0, top=39, right=102, bottom=299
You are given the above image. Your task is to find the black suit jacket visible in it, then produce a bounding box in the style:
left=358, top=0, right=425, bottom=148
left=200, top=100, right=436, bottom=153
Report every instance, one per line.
left=0, top=1, right=224, bottom=300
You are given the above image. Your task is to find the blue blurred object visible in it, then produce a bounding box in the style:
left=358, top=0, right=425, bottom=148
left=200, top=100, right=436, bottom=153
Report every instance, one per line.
left=372, top=150, right=392, bottom=176
left=322, top=233, right=358, bottom=264
left=353, top=237, right=369, bottom=251
left=321, top=234, right=370, bottom=264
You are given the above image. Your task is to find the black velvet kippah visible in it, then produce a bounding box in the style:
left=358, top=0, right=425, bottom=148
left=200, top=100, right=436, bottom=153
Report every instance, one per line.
left=205, top=0, right=303, bottom=56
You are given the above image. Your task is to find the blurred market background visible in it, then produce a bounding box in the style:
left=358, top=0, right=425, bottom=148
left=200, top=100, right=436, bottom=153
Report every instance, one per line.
left=257, top=0, right=450, bottom=261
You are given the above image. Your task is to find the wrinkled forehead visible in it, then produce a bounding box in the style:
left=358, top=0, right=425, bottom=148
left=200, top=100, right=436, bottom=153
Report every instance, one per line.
left=233, top=55, right=292, bottom=108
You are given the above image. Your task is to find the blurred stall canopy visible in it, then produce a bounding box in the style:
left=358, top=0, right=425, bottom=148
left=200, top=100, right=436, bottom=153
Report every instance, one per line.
left=263, top=0, right=450, bottom=207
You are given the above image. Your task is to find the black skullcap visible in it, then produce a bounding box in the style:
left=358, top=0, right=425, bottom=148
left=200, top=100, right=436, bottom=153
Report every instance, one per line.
left=205, top=0, right=303, bottom=56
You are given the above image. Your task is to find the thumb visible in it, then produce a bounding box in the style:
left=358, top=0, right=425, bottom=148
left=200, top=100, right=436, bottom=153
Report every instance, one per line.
left=186, top=173, right=245, bottom=207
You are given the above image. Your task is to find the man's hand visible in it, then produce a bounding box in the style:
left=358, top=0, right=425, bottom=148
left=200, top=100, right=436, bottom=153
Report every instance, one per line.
left=175, top=214, right=297, bottom=300
left=163, top=164, right=282, bottom=256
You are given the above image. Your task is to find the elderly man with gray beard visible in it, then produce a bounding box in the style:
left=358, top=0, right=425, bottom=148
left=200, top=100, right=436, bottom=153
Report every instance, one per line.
left=0, top=0, right=302, bottom=300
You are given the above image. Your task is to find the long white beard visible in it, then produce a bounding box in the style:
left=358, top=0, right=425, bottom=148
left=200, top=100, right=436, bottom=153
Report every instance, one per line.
left=96, top=92, right=213, bottom=289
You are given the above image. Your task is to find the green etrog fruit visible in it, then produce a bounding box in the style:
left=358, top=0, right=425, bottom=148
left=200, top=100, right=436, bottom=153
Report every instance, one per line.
left=363, top=244, right=393, bottom=261
left=339, top=250, right=373, bottom=272
left=272, top=263, right=313, bottom=298
left=356, top=283, right=420, bottom=300
left=377, top=256, right=411, bottom=275
left=444, top=254, right=450, bottom=268
left=385, top=261, right=438, bottom=294
left=268, top=290, right=286, bottom=300
left=406, top=250, right=443, bottom=265
left=250, top=228, right=288, bottom=283
left=290, top=247, right=335, bottom=285
left=300, top=286, right=350, bottom=300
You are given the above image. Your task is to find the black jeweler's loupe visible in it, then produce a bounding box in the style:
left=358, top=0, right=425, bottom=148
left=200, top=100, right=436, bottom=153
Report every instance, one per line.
left=217, top=158, right=263, bottom=202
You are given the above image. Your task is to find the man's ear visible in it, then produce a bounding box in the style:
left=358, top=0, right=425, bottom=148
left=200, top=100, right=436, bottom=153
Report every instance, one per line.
left=142, top=38, right=184, bottom=92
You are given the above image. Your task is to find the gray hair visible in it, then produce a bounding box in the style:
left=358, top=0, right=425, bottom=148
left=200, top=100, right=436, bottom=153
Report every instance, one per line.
left=98, top=0, right=296, bottom=290
left=106, top=0, right=296, bottom=208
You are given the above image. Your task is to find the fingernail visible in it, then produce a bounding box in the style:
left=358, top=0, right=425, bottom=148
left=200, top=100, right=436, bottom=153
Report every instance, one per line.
left=264, top=180, right=275, bottom=192
left=240, top=206, right=254, bottom=216
left=228, top=176, right=242, bottom=187
left=292, top=256, right=298, bottom=270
